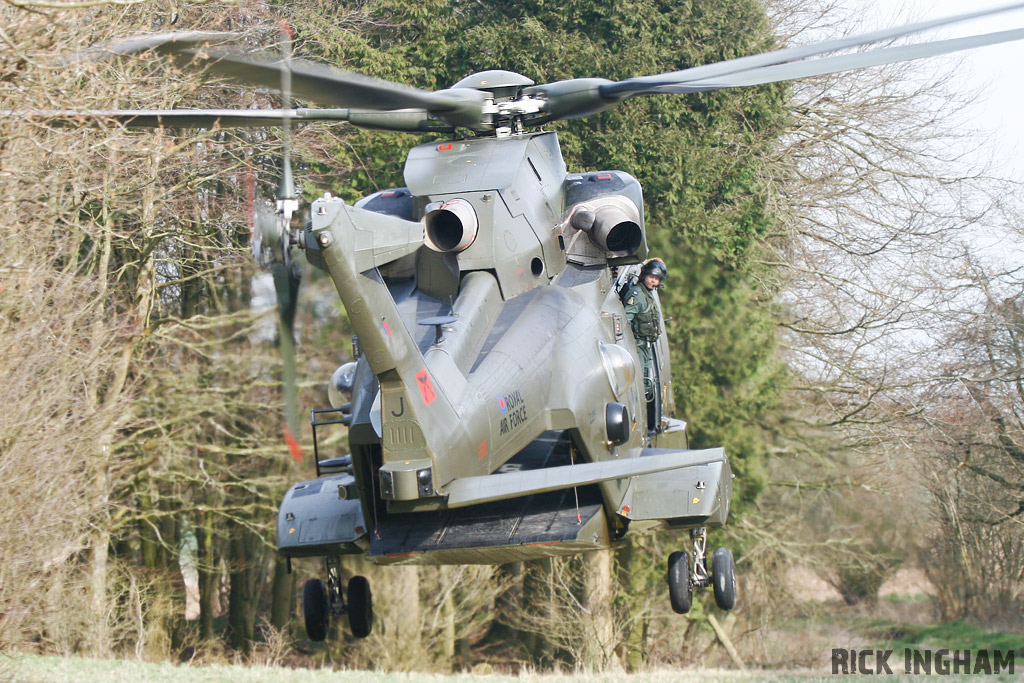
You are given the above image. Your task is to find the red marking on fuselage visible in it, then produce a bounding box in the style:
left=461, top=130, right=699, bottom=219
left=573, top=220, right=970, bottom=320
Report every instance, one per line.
left=416, top=368, right=437, bottom=405
left=477, top=440, right=488, bottom=461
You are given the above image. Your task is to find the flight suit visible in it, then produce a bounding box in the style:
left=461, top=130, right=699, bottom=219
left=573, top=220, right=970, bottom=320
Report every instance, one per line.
left=623, top=281, right=661, bottom=398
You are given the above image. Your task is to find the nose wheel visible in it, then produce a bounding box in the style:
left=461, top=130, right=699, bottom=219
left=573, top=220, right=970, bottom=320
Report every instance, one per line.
left=666, top=528, right=737, bottom=613
left=301, top=557, right=374, bottom=641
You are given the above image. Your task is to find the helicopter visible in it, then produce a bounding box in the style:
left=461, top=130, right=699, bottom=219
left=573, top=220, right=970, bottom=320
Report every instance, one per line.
left=26, top=2, right=1024, bottom=642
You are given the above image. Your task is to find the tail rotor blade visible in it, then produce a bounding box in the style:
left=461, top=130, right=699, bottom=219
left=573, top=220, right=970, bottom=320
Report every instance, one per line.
left=272, top=258, right=302, bottom=454
left=277, top=22, right=296, bottom=207
left=246, top=26, right=302, bottom=458
left=251, top=169, right=302, bottom=461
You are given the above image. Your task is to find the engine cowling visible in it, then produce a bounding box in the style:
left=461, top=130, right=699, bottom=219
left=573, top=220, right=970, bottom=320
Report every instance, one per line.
left=570, top=200, right=643, bottom=257
left=563, top=171, right=648, bottom=265
left=423, top=198, right=479, bottom=253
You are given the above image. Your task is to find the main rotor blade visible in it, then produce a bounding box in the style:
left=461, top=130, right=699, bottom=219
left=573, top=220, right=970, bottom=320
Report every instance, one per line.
left=5, top=108, right=455, bottom=133
left=10, top=108, right=352, bottom=128
left=95, top=31, right=463, bottom=112
left=66, top=30, right=240, bottom=62
left=191, top=50, right=481, bottom=113
left=600, top=1, right=1024, bottom=99
left=646, top=27, right=1024, bottom=94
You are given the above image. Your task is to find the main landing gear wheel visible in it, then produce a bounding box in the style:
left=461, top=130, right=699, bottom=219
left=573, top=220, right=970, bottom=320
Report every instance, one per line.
left=667, top=528, right=738, bottom=613
left=303, top=578, right=329, bottom=642
left=347, top=575, right=373, bottom=639
left=712, top=547, right=737, bottom=611
left=667, top=550, right=693, bottom=614
left=303, top=563, right=374, bottom=640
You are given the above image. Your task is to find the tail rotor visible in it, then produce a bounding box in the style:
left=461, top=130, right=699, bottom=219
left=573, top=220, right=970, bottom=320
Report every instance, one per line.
left=250, top=22, right=303, bottom=461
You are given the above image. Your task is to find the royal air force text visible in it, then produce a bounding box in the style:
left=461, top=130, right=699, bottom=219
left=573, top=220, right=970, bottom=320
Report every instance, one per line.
left=499, top=390, right=528, bottom=436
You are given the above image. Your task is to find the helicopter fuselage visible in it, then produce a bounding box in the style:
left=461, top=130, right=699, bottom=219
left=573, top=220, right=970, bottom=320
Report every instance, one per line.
left=278, top=130, right=731, bottom=565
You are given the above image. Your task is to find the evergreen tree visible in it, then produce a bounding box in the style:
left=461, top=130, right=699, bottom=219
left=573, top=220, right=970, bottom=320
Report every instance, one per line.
left=284, top=0, right=789, bottom=508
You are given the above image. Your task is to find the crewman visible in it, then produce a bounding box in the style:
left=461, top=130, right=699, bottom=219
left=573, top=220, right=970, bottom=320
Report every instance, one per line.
left=623, top=258, right=667, bottom=400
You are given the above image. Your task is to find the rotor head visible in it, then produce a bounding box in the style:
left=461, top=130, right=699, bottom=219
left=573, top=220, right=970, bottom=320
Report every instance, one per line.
left=450, top=70, right=535, bottom=100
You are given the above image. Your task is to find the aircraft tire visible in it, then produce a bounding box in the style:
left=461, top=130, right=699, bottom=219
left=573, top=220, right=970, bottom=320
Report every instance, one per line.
left=347, top=575, right=374, bottom=639
left=303, top=578, right=330, bottom=642
left=712, top=547, right=737, bottom=611
left=667, top=550, right=692, bottom=614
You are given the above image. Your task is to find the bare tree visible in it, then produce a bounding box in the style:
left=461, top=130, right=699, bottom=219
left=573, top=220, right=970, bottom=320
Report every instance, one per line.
left=911, top=257, right=1024, bottom=622
left=740, top=0, right=1024, bottom=615
left=0, top=0, right=335, bottom=656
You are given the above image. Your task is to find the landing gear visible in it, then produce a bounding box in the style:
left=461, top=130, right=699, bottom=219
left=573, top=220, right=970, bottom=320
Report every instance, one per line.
left=303, top=578, right=329, bottom=642
left=667, top=550, right=693, bottom=614
left=712, top=547, right=737, bottom=610
left=666, top=528, right=737, bottom=613
left=347, top=575, right=373, bottom=639
left=301, top=556, right=374, bottom=641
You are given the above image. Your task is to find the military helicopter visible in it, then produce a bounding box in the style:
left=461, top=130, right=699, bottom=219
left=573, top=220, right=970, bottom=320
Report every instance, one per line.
left=29, top=3, right=1024, bottom=642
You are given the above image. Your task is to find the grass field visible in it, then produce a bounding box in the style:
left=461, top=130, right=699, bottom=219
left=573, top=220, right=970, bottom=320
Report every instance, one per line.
left=2, top=655, right=829, bottom=683
left=5, top=578, right=1021, bottom=683
left=6, top=652, right=1022, bottom=683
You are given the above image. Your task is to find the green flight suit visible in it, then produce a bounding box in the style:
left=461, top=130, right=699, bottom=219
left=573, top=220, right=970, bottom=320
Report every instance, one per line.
left=623, top=282, right=661, bottom=398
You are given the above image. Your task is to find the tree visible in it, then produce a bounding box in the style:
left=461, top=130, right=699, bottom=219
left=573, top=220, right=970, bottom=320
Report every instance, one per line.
left=914, top=258, right=1024, bottom=621
left=0, top=0, right=337, bottom=657
left=749, top=0, right=1024, bottom=620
